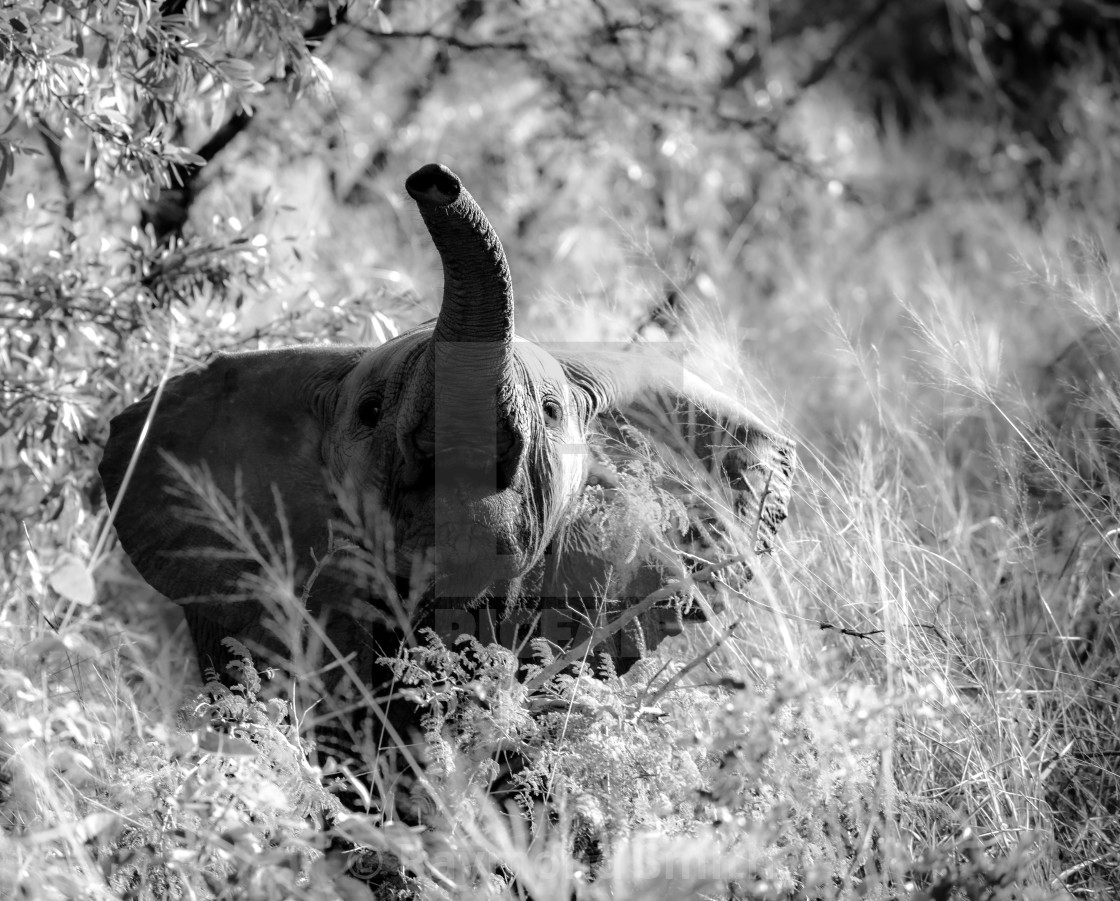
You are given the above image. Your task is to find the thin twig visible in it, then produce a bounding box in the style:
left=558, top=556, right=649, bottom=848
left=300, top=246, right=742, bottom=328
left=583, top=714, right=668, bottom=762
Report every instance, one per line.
left=351, top=24, right=529, bottom=53
left=795, top=0, right=894, bottom=96
left=644, top=619, right=742, bottom=708
left=819, top=622, right=884, bottom=641
left=524, top=556, right=747, bottom=692
left=38, top=119, right=75, bottom=226
left=89, top=329, right=178, bottom=568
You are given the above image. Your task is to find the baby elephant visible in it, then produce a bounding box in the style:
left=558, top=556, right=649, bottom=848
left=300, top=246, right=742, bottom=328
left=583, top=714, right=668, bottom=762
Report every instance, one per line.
left=99, top=163, right=795, bottom=750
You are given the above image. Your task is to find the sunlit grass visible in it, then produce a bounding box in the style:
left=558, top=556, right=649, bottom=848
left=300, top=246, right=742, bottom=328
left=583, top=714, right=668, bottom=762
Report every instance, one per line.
left=4, top=174, right=1119, bottom=897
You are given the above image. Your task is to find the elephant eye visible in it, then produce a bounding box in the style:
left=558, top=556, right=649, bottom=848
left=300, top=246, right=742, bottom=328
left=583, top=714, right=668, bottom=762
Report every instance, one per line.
left=357, top=397, right=381, bottom=428
left=542, top=397, right=563, bottom=426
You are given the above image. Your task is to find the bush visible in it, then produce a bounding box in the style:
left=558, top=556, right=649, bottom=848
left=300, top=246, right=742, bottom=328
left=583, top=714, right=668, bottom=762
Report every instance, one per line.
left=5, top=1, right=1119, bottom=898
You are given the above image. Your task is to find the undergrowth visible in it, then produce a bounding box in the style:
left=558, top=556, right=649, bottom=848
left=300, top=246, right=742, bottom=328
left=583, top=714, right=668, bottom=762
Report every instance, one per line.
left=4, top=97, right=1117, bottom=901
left=6, top=293, right=1109, bottom=899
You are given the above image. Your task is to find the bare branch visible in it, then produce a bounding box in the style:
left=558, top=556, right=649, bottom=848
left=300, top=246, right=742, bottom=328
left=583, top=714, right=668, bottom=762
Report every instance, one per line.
left=350, top=24, right=529, bottom=53
left=142, top=4, right=344, bottom=244
left=797, top=0, right=894, bottom=96
left=38, top=120, right=75, bottom=227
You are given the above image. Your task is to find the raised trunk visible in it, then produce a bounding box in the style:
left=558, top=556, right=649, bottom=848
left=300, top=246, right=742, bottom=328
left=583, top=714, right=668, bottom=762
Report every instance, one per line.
left=406, top=164, right=515, bottom=347
left=400, top=164, right=520, bottom=476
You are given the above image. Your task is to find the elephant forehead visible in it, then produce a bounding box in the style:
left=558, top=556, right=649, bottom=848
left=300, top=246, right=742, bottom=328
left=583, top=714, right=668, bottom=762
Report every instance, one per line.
left=343, top=332, right=564, bottom=390
left=347, top=331, right=429, bottom=386
left=512, top=338, right=567, bottom=385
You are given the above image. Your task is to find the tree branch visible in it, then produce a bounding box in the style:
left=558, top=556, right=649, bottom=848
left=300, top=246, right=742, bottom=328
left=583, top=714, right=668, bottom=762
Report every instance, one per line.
left=351, top=24, right=528, bottom=53
left=38, top=120, right=75, bottom=228
left=142, top=3, right=343, bottom=243
left=796, top=0, right=894, bottom=96
left=338, top=7, right=517, bottom=206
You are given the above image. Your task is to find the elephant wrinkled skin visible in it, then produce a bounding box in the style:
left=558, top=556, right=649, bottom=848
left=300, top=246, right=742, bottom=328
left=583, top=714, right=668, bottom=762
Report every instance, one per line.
left=99, top=163, right=795, bottom=750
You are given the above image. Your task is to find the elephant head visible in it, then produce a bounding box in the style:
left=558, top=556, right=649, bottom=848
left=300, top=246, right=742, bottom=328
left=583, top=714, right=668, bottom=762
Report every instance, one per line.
left=98, top=164, right=795, bottom=737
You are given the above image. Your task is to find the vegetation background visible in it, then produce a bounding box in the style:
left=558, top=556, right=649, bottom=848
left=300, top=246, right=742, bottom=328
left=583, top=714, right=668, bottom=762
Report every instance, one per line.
left=2, top=0, right=1119, bottom=898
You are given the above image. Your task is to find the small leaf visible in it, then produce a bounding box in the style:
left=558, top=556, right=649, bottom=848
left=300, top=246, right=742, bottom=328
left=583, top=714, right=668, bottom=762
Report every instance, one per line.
left=49, top=748, right=98, bottom=787
left=309, top=55, right=333, bottom=83
left=48, top=554, right=95, bottom=606
left=76, top=812, right=122, bottom=843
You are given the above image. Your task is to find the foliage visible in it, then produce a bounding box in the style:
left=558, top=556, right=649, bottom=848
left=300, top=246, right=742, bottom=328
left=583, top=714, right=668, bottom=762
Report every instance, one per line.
left=778, top=0, right=1120, bottom=212
left=577, top=451, right=691, bottom=581
left=0, top=0, right=338, bottom=192
left=4, top=0, right=1120, bottom=899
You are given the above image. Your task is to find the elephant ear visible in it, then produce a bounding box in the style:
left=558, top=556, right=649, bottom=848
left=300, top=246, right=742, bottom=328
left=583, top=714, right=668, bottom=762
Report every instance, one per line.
left=557, top=347, right=795, bottom=554
left=99, top=346, right=363, bottom=603
left=537, top=347, right=795, bottom=673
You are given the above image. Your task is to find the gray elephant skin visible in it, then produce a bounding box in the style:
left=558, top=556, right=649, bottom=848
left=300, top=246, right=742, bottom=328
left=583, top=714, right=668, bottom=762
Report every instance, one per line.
left=99, top=163, right=795, bottom=752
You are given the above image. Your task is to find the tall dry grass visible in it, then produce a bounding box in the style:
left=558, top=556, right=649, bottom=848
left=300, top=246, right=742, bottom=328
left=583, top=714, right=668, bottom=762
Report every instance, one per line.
left=4, top=80, right=1120, bottom=897
left=4, top=222, right=1117, bottom=897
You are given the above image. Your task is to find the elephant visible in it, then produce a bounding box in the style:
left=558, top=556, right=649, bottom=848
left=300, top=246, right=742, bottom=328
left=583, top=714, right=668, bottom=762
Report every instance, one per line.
left=99, top=163, right=796, bottom=758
